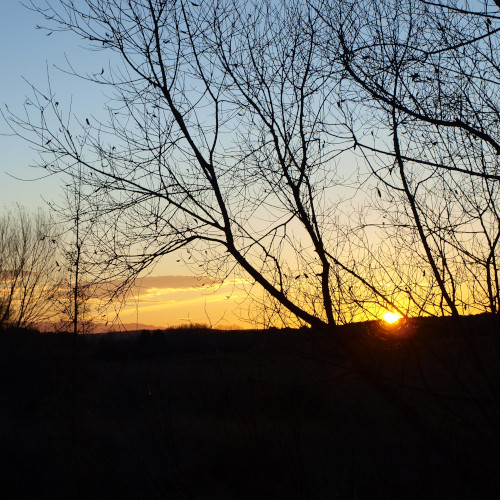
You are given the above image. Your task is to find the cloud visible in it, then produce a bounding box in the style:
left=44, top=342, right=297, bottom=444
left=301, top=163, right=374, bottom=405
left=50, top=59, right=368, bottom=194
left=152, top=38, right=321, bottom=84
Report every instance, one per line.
left=92, top=275, right=221, bottom=300
left=132, top=275, right=220, bottom=290
left=109, top=275, right=252, bottom=328
left=123, top=275, right=249, bottom=305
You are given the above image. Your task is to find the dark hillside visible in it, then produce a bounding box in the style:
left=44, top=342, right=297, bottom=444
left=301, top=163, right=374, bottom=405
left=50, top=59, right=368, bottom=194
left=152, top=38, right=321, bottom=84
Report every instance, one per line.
left=1, top=317, right=499, bottom=499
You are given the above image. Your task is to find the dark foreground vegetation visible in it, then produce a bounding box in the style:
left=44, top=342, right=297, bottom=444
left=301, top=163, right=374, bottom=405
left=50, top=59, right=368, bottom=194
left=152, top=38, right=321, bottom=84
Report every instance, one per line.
left=1, top=316, right=500, bottom=499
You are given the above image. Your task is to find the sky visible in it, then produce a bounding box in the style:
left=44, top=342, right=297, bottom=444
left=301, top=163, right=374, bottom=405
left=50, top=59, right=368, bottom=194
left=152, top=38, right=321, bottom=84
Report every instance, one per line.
left=0, top=2, right=474, bottom=329
left=0, top=0, right=251, bottom=329
left=1, top=0, right=105, bottom=207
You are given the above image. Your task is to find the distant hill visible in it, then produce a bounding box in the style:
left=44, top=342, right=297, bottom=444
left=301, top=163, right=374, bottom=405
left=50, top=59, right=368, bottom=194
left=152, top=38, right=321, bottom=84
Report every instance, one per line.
left=95, top=322, right=167, bottom=333
left=34, top=321, right=166, bottom=333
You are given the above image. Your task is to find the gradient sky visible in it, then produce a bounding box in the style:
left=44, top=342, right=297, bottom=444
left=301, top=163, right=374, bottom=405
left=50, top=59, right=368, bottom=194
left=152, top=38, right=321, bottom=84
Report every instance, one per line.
left=1, top=1, right=107, bottom=206
left=1, top=1, right=251, bottom=329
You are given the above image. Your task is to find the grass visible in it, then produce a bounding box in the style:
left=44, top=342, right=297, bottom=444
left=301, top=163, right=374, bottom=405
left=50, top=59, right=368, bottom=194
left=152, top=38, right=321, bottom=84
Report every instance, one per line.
left=1, top=316, right=499, bottom=498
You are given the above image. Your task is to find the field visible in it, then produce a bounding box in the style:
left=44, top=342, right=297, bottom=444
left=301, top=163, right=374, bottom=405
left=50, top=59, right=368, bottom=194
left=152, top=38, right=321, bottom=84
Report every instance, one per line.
left=1, top=316, right=500, bottom=499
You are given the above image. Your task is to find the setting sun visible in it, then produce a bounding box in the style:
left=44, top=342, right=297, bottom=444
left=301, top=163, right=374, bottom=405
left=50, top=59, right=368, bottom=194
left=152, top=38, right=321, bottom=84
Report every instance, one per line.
left=381, top=311, right=403, bottom=324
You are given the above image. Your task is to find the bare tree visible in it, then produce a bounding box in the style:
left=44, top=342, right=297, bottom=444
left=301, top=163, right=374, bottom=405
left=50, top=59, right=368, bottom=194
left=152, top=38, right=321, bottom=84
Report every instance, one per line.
left=314, top=0, right=500, bottom=317
left=5, top=0, right=411, bottom=328
left=0, top=205, right=61, bottom=329
left=52, top=172, right=99, bottom=334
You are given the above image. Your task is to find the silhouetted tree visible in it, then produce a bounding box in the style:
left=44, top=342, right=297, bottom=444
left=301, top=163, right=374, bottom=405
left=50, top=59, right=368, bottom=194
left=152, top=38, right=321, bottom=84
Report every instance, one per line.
left=5, top=0, right=409, bottom=328
left=0, top=205, right=61, bottom=328
left=315, top=0, right=500, bottom=317
left=52, top=173, right=98, bottom=334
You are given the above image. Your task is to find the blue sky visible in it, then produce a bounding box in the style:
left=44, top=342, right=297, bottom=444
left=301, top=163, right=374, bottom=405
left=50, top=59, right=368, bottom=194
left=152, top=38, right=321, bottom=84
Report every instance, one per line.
left=1, top=0, right=110, bottom=209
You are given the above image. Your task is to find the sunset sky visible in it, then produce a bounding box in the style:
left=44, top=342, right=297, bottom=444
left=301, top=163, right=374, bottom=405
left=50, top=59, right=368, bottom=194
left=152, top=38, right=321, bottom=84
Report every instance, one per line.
left=2, top=1, right=490, bottom=330
left=0, top=1, right=252, bottom=329
left=105, top=275, right=253, bottom=329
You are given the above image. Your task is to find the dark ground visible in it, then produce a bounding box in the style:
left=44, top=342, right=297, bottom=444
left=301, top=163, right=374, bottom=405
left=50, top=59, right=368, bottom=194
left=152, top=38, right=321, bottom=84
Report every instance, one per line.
left=1, top=316, right=499, bottom=499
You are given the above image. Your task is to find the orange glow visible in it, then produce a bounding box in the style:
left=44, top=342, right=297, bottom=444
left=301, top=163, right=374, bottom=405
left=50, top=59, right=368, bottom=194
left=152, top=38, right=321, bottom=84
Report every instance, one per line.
left=381, top=311, right=403, bottom=324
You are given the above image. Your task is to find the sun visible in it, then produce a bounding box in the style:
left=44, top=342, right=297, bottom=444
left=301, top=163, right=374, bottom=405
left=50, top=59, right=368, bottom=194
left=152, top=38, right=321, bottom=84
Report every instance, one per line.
left=381, top=311, right=403, bottom=324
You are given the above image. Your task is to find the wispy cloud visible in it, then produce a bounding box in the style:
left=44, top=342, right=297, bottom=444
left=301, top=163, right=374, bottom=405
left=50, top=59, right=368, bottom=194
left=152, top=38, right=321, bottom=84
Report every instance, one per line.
left=109, top=275, right=252, bottom=328
left=132, top=275, right=221, bottom=291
